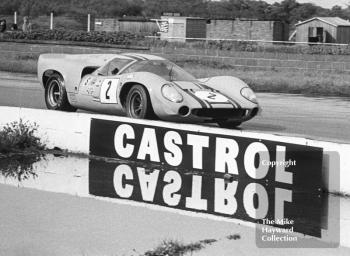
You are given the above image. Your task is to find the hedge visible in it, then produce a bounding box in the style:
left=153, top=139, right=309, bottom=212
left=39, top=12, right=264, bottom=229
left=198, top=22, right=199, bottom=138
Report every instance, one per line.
left=2, top=29, right=350, bottom=55
left=1, top=29, right=146, bottom=45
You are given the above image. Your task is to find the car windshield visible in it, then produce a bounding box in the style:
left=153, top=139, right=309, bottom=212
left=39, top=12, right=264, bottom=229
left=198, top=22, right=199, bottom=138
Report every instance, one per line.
left=122, top=60, right=196, bottom=81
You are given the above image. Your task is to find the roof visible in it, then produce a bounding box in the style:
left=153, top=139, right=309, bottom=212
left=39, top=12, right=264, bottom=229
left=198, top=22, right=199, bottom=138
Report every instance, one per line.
left=161, top=16, right=205, bottom=20
left=208, top=18, right=280, bottom=22
left=296, top=17, right=350, bottom=27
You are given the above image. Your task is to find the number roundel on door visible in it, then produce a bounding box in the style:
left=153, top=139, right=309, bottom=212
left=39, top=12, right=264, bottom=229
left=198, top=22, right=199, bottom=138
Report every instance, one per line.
left=100, top=79, right=119, bottom=104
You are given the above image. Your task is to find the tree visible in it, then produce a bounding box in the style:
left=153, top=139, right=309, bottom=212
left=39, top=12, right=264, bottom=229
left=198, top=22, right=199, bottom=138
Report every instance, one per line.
left=0, top=0, right=21, bottom=15
left=269, top=0, right=300, bottom=23
left=330, top=5, right=344, bottom=17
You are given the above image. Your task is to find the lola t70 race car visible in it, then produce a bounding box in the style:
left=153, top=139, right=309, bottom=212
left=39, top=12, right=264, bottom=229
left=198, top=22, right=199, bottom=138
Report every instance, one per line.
left=38, top=53, right=260, bottom=128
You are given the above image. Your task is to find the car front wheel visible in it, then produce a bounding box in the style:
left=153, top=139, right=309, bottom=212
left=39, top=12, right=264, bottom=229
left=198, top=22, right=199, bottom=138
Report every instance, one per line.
left=126, top=84, right=153, bottom=119
left=45, top=74, right=76, bottom=112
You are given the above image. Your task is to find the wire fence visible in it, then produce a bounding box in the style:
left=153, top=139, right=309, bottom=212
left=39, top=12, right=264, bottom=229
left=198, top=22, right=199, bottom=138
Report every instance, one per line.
left=1, top=12, right=350, bottom=50
left=0, top=12, right=93, bottom=32
left=147, top=36, right=350, bottom=46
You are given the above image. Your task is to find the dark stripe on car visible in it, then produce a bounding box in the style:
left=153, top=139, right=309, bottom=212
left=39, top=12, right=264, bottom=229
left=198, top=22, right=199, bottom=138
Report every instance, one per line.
left=188, top=90, right=211, bottom=108
left=122, top=54, right=146, bottom=61
left=130, top=54, right=148, bottom=60
left=173, top=82, right=208, bottom=109
left=196, top=82, right=239, bottom=108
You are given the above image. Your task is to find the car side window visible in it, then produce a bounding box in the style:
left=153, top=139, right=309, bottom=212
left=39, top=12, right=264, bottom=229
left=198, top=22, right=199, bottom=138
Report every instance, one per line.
left=97, top=58, right=132, bottom=76
left=122, top=61, right=148, bottom=74
left=107, top=58, right=132, bottom=76
left=122, top=61, right=169, bottom=76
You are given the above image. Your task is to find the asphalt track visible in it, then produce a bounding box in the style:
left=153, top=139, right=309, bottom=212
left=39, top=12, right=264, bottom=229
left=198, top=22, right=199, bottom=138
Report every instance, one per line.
left=1, top=184, right=349, bottom=256
left=0, top=71, right=349, bottom=143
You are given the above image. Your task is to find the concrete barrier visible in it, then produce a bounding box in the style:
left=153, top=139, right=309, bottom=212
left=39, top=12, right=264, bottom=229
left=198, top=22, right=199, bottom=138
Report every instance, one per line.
left=0, top=106, right=348, bottom=194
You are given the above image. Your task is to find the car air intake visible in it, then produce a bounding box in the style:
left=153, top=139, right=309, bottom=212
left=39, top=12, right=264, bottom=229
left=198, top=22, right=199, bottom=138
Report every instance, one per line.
left=191, top=109, right=246, bottom=119
left=178, top=106, right=190, bottom=116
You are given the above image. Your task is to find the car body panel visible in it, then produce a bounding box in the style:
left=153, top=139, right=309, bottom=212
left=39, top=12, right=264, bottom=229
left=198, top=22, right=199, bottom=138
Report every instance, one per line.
left=38, top=53, right=260, bottom=124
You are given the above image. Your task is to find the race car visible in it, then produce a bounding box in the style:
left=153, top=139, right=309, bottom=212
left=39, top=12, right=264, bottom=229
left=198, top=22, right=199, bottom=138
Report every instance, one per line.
left=38, top=53, right=260, bottom=128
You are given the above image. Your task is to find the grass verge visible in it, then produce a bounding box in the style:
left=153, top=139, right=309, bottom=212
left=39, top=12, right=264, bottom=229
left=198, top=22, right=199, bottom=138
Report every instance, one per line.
left=182, top=63, right=350, bottom=97
left=174, top=58, right=350, bottom=98
left=143, top=239, right=213, bottom=256
left=1, top=50, right=350, bottom=97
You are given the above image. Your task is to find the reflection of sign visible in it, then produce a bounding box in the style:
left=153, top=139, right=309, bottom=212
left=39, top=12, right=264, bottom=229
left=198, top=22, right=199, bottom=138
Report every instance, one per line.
left=89, top=119, right=324, bottom=237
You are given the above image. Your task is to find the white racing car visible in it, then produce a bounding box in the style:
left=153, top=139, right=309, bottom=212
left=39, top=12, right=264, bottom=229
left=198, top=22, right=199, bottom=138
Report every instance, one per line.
left=38, top=53, right=260, bottom=128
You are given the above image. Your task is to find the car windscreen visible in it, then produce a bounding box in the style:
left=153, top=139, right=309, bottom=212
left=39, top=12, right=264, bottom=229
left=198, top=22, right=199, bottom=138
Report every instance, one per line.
left=121, top=60, right=196, bottom=81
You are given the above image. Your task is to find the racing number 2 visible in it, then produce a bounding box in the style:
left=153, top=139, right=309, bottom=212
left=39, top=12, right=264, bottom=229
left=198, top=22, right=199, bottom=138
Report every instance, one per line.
left=105, top=81, right=112, bottom=100
left=100, top=78, right=119, bottom=104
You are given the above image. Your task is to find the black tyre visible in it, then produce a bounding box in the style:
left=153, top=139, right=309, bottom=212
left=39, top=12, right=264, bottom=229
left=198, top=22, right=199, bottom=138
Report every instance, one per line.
left=45, top=74, right=76, bottom=112
left=126, top=84, right=153, bottom=119
left=217, top=120, right=242, bottom=129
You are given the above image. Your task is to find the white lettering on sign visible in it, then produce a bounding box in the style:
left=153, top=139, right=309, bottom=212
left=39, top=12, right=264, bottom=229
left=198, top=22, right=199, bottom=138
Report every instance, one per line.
left=194, top=91, right=229, bottom=103
left=244, top=142, right=270, bottom=179
left=164, top=131, right=183, bottom=166
left=275, top=146, right=293, bottom=184
left=137, top=128, right=160, bottom=162
left=100, top=78, right=119, bottom=103
left=114, top=124, right=135, bottom=158
left=112, top=125, right=294, bottom=185
left=187, top=134, right=209, bottom=169
left=215, top=137, right=239, bottom=174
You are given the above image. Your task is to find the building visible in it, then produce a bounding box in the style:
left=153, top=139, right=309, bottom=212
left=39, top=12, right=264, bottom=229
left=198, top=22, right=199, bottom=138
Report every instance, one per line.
left=295, top=17, right=350, bottom=44
left=206, top=19, right=289, bottom=41
left=159, top=16, right=207, bottom=42
left=94, top=15, right=290, bottom=43
left=94, top=18, right=158, bottom=34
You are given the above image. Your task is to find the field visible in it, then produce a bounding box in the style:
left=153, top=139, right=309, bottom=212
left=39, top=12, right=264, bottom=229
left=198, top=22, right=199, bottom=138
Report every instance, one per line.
left=177, top=60, right=350, bottom=97
left=1, top=47, right=350, bottom=97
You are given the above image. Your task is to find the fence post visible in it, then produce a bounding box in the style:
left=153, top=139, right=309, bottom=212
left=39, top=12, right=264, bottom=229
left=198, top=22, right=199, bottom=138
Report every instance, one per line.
left=14, top=11, right=17, bottom=24
left=87, top=14, right=91, bottom=32
left=50, top=12, right=53, bottom=30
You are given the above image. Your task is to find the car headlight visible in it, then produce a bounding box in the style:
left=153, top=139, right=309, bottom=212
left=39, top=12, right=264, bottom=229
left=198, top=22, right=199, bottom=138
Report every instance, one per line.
left=240, top=87, right=257, bottom=103
left=161, top=84, right=183, bottom=103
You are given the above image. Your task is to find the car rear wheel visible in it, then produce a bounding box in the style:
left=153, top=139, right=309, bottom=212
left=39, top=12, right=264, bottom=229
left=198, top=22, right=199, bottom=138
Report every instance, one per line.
left=126, top=84, right=153, bottom=119
left=217, top=120, right=242, bottom=129
left=45, top=74, right=76, bottom=112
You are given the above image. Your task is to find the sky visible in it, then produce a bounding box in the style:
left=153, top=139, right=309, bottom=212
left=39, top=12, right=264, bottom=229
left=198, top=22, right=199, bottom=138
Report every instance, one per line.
left=263, top=0, right=348, bottom=9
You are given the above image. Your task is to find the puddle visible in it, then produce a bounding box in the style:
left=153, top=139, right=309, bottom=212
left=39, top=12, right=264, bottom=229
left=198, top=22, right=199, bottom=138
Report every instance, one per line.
left=0, top=152, right=343, bottom=248
left=0, top=152, right=42, bottom=181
